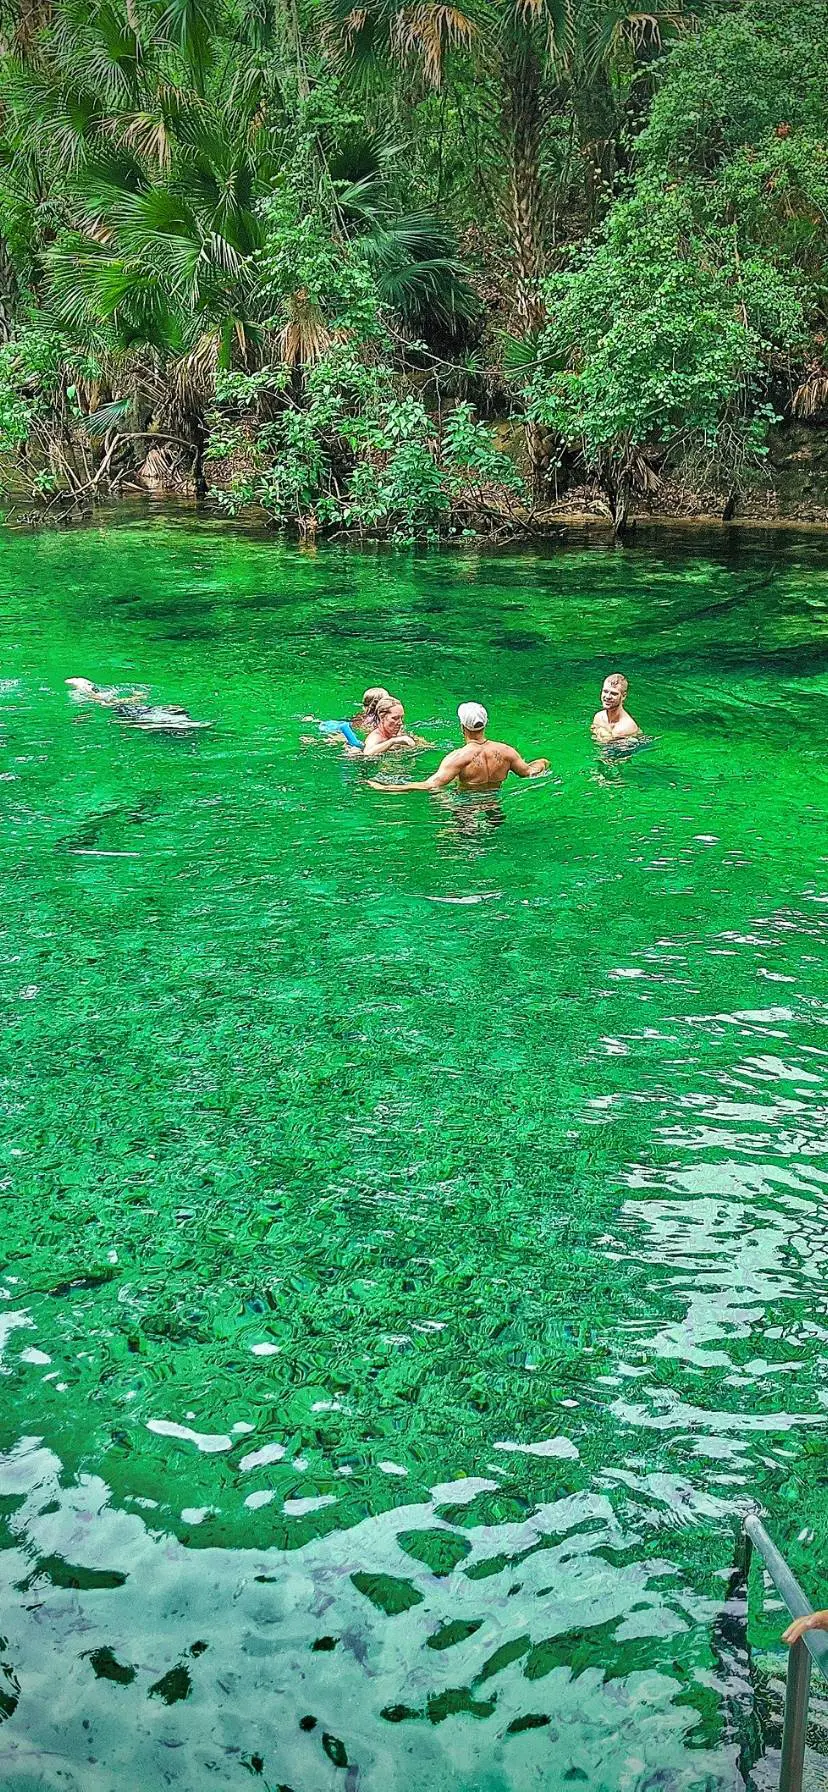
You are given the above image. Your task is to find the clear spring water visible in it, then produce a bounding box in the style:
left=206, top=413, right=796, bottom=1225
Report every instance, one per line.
left=2, top=513, right=828, bottom=1792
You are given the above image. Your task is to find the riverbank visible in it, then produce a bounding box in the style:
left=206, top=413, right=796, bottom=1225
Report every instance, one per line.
left=7, top=410, right=828, bottom=541
left=10, top=487, right=828, bottom=544
left=12, top=444, right=828, bottom=545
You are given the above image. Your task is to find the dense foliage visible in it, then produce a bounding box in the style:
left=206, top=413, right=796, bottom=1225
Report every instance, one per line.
left=0, top=0, right=826, bottom=531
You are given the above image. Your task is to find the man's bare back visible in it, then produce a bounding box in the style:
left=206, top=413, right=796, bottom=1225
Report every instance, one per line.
left=436, top=739, right=538, bottom=791
left=368, top=703, right=548, bottom=796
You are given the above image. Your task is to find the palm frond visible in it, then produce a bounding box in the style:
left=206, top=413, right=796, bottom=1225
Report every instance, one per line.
left=390, top=1, right=476, bottom=83
left=83, top=394, right=134, bottom=435
left=154, top=0, right=217, bottom=88
left=358, top=208, right=478, bottom=330
left=581, top=3, right=687, bottom=79
left=52, top=1, right=143, bottom=109
left=278, top=288, right=333, bottom=365
left=791, top=370, right=828, bottom=418
left=500, top=328, right=543, bottom=372
left=120, top=111, right=174, bottom=169
left=47, top=235, right=180, bottom=350
left=4, top=65, right=104, bottom=171
left=170, top=331, right=219, bottom=413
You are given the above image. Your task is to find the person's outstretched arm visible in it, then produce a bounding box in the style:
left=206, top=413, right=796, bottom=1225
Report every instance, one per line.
left=362, top=732, right=417, bottom=761
left=783, top=1610, right=828, bottom=1646
left=99, top=688, right=149, bottom=707
left=508, top=748, right=549, bottom=777
left=368, top=751, right=461, bottom=793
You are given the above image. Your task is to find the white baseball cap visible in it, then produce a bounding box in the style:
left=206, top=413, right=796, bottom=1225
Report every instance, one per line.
left=458, top=702, right=487, bottom=732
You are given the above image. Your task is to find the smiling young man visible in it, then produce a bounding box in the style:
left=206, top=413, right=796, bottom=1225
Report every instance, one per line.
left=591, top=673, right=640, bottom=743
left=368, top=702, right=548, bottom=794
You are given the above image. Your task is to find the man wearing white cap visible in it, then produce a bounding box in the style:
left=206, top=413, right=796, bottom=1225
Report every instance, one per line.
left=368, top=702, right=548, bottom=794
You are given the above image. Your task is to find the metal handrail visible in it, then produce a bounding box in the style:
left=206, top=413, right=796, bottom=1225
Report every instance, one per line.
left=736, top=1514, right=828, bottom=1792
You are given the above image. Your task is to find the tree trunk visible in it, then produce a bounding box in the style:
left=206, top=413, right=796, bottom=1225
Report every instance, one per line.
left=282, top=0, right=310, bottom=98
left=612, top=483, right=631, bottom=537
left=598, top=449, right=634, bottom=537
left=192, top=416, right=208, bottom=498
left=503, top=34, right=545, bottom=333
left=574, top=64, right=618, bottom=225
left=0, top=237, right=17, bottom=342
left=0, top=0, right=53, bottom=56
left=502, top=32, right=551, bottom=495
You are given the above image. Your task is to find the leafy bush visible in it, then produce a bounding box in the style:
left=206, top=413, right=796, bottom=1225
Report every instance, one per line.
left=637, top=0, right=828, bottom=176
left=0, top=325, right=104, bottom=493
left=211, top=355, right=523, bottom=539
left=524, top=176, right=807, bottom=512
left=209, top=203, right=523, bottom=539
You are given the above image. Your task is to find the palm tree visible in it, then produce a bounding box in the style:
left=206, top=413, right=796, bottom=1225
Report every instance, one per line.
left=329, top=131, right=479, bottom=336
left=0, top=0, right=286, bottom=485
left=323, top=0, right=688, bottom=482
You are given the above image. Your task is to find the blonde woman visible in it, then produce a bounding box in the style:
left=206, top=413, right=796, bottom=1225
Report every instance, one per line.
left=316, top=685, right=391, bottom=749
left=361, top=695, right=417, bottom=760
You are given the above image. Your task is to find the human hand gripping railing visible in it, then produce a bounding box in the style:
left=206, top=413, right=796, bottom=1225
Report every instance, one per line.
left=737, top=1514, right=828, bottom=1792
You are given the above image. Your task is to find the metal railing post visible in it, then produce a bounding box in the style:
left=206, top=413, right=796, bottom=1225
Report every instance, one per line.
left=779, top=1638, right=811, bottom=1792
left=739, top=1515, right=828, bottom=1792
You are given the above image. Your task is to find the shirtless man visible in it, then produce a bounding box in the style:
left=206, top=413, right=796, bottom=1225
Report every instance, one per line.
left=591, top=673, right=640, bottom=743
left=368, top=702, right=548, bottom=793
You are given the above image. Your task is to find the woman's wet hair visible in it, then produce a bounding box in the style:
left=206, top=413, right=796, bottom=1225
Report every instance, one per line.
left=375, top=694, right=403, bottom=721
left=362, top=685, right=390, bottom=721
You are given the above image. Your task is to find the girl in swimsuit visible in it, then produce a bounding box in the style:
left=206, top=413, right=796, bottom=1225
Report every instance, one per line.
left=317, top=686, right=390, bottom=750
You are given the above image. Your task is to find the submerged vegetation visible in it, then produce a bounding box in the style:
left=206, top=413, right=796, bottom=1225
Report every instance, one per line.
left=0, top=0, right=826, bottom=534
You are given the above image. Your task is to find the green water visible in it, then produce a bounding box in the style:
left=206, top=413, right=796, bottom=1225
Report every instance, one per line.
left=2, top=514, right=828, bottom=1792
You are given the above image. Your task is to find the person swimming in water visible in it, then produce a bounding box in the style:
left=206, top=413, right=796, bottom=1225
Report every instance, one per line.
left=356, top=687, right=391, bottom=730
left=359, top=694, right=418, bottom=761
left=66, top=678, right=211, bottom=730
left=66, top=677, right=148, bottom=705
left=368, top=702, right=548, bottom=792
left=316, top=685, right=391, bottom=749
left=591, top=673, right=640, bottom=743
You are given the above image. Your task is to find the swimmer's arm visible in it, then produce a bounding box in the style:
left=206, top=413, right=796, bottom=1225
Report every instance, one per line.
left=99, top=687, right=149, bottom=706
left=362, top=732, right=417, bottom=760
left=591, top=712, right=612, bottom=741
left=367, top=751, right=461, bottom=792
left=615, top=714, right=641, bottom=738
left=508, top=748, right=549, bottom=778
